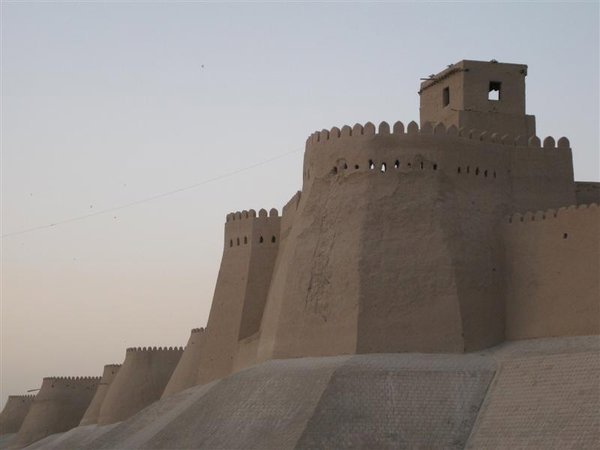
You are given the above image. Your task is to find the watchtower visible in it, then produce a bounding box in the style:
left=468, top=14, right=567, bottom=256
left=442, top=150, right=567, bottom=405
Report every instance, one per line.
left=419, top=60, right=536, bottom=138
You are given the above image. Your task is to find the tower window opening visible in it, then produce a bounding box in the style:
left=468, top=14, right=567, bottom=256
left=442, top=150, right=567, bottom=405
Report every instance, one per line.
left=236, top=238, right=240, bottom=246
left=343, top=162, right=348, bottom=170
left=488, top=81, right=502, bottom=101
left=381, top=163, right=387, bottom=173
left=442, top=87, right=450, bottom=107
left=484, top=170, right=488, bottom=177
left=229, top=240, right=233, bottom=247
left=457, top=167, right=461, bottom=174
left=244, top=236, right=248, bottom=244
left=355, top=164, right=360, bottom=170
left=563, top=233, right=568, bottom=239
left=493, top=171, right=497, bottom=178
left=475, top=167, right=480, bottom=175
left=420, top=161, right=424, bottom=170
left=433, top=164, right=438, bottom=170
left=394, top=160, right=399, bottom=169
left=259, top=236, right=264, bottom=243
left=467, top=166, right=470, bottom=174
left=369, top=160, right=375, bottom=170
left=332, top=167, right=338, bottom=174
left=271, top=236, right=277, bottom=243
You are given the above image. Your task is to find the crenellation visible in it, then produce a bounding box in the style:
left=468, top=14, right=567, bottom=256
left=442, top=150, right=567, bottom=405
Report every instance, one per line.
left=352, top=123, right=364, bottom=135
left=506, top=203, right=596, bottom=224
left=528, top=135, right=541, bottom=147
left=364, top=121, right=376, bottom=135
left=126, top=346, right=184, bottom=353
left=557, top=136, right=570, bottom=148
left=307, top=119, right=567, bottom=155
left=543, top=136, right=555, bottom=148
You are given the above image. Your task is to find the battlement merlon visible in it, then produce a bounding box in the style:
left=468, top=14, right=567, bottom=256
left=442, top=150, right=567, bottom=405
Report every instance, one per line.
left=419, top=60, right=536, bottom=138
left=223, top=208, right=281, bottom=251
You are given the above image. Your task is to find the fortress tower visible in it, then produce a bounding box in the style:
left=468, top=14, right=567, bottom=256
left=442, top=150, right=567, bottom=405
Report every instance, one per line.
left=196, top=209, right=281, bottom=384
left=97, top=347, right=183, bottom=425
left=162, top=328, right=206, bottom=398
left=0, top=395, right=35, bottom=436
left=419, top=60, right=536, bottom=138
left=79, top=364, right=121, bottom=426
left=254, top=60, right=577, bottom=362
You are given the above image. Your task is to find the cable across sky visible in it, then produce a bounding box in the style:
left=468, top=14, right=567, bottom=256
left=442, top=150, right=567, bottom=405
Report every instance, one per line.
left=1, top=148, right=302, bottom=239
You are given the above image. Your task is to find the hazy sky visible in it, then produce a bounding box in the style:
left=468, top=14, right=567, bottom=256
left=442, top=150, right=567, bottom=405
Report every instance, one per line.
left=1, top=2, right=598, bottom=408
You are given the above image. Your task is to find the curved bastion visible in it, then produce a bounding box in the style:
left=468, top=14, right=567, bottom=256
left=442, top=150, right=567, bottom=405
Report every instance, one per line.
left=161, top=328, right=206, bottom=398
left=256, top=120, right=575, bottom=364
left=96, top=347, right=183, bottom=425
left=79, top=364, right=122, bottom=426
left=0, top=395, right=35, bottom=436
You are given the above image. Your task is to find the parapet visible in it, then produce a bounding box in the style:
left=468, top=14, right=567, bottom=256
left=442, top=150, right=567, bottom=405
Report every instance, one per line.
left=503, top=202, right=599, bottom=340
left=225, top=208, right=279, bottom=222
left=11, top=376, right=100, bottom=448
left=97, top=346, right=183, bottom=425
left=224, top=207, right=282, bottom=251
left=126, top=346, right=185, bottom=352
left=306, top=120, right=568, bottom=150
left=0, top=395, right=36, bottom=436
left=506, top=203, right=598, bottom=224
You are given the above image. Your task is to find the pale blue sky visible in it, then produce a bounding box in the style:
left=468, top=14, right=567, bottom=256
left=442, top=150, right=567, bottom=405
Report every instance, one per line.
left=1, top=2, right=598, bottom=407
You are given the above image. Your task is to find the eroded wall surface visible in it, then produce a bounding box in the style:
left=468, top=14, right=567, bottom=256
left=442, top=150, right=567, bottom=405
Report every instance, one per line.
left=504, top=204, right=600, bottom=339
left=97, top=347, right=182, bottom=425
left=575, top=181, right=600, bottom=205
left=258, top=121, right=575, bottom=361
left=11, top=377, right=100, bottom=449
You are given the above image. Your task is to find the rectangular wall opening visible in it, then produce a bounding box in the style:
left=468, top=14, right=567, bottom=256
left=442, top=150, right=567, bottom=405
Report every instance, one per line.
left=488, top=81, right=501, bottom=101
left=443, top=87, right=450, bottom=107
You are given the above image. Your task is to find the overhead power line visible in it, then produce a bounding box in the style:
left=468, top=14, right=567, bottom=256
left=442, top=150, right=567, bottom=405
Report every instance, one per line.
left=1, top=148, right=302, bottom=239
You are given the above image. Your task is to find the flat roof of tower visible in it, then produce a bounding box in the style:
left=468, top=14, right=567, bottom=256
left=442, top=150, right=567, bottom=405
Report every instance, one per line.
left=419, top=59, right=528, bottom=93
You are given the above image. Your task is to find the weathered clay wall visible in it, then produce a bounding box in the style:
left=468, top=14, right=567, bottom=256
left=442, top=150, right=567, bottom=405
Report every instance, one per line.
left=503, top=204, right=600, bottom=339
left=161, top=328, right=205, bottom=398
left=0, top=395, right=35, bottom=435
left=97, top=347, right=183, bottom=425
left=257, top=121, right=576, bottom=361
left=196, top=210, right=280, bottom=384
left=79, top=364, right=121, bottom=426
left=10, top=377, right=100, bottom=449
left=575, top=181, right=600, bottom=205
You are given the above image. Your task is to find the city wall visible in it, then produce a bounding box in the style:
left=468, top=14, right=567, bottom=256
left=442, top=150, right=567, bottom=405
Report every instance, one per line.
left=97, top=347, right=183, bottom=425
left=10, top=377, right=100, bottom=449
left=503, top=203, right=600, bottom=339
